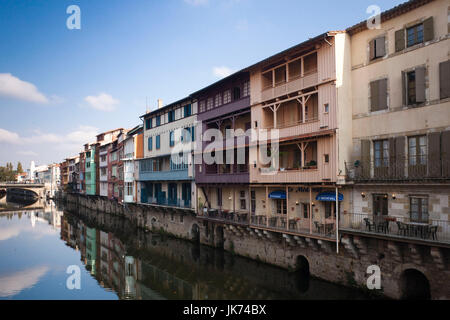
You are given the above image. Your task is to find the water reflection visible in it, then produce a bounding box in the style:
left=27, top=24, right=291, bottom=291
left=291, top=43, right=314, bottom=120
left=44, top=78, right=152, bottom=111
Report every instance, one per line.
left=59, top=205, right=376, bottom=300
left=0, top=266, right=49, bottom=298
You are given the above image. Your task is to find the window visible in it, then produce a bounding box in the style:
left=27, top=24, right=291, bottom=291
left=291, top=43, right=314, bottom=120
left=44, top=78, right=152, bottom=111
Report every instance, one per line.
left=410, top=197, right=428, bottom=223
left=223, top=90, right=231, bottom=104
left=101, top=168, right=107, bottom=176
left=288, top=59, right=302, bottom=79
left=439, top=60, right=450, bottom=99
left=168, top=110, right=175, bottom=123
left=199, top=101, right=206, bottom=113
left=214, top=93, right=222, bottom=107
left=146, top=118, right=152, bottom=130
left=86, top=162, right=90, bottom=168
left=217, top=188, right=222, bottom=207
left=374, top=140, right=389, bottom=168
left=276, top=199, right=287, bottom=215
left=148, top=137, right=153, bottom=151
left=207, top=98, right=214, bottom=110
left=370, top=79, right=388, bottom=111
left=156, top=135, right=160, bottom=149
left=169, top=131, right=175, bottom=147
left=407, top=71, right=416, bottom=105
left=243, top=81, right=250, bottom=97
left=126, top=182, right=133, bottom=196
left=184, top=104, right=192, bottom=117
left=262, top=71, right=272, bottom=89
left=251, top=190, right=256, bottom=213
left=404, top=67, right=426, bottom=105
left=407, top=24, right=424, bottom=47
left=240, top=191, right=246, bottom=210
left=156, top=116, right=161, bottom=126
left=324, top=104, right=329, bottom=113
left=233, top=87, right=241, bottom=100
left=112, top=165, right=117, bottom=178
left=302, top=203, right=309, bottom=219
left=408, top=135, right=427, bottom=166
left=101, top=155, right=106, bottom=162
left=369, top=36, right=386, bottom=60
left=373, top=194, right=388, bottom=216
left=303, top=52, right=318, bottom=75
left=274, top=65, right=286, bottom=85
left=324, top=154, right=329, bottom=163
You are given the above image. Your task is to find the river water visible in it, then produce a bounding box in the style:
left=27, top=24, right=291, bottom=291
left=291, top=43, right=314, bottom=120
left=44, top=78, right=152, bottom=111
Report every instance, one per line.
left=0, top=199, right=379, bottom=300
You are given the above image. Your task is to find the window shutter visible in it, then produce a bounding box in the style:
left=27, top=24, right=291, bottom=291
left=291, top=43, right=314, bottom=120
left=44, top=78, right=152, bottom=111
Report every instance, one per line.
left=415, top=66, right=426, bottom=103
left=439, top=60, right=450, bottom=99
left=395, top=29, right=405, bottom=52
left=361, top=140, right=370, bottom=178
left=378, top=79, right=388, bottom=110
left=388, top=137, right=396, bottom=177
left=423, top=17, right=434, bottom=42
left=369, top=40, right=375, bottom=60
left=375, top=37, right=385, bottom=57
left=428, top=132, right=441, bottom=177
left=442, top=131, right=450, bottom=178
left=395, top=136, right=405, bottom=178
left=370, top=80, right=379, bottom=111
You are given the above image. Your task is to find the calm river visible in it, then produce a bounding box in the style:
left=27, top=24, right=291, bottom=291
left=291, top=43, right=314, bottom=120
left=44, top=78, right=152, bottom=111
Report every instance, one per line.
left=0, top=199, right=378, bottom=300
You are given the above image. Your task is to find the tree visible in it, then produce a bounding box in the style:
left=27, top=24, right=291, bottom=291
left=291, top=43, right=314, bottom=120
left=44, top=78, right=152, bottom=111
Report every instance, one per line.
left=17, top=162, right=23, bottom=173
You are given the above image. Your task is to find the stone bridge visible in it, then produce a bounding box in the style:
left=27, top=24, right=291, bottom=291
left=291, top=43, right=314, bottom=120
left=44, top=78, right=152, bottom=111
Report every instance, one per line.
left=0, top=183, right=46, bottom=200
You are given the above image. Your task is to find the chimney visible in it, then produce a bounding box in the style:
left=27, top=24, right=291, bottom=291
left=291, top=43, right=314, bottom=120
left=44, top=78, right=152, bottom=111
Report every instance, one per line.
left=157, top=99, right=163, bottom=109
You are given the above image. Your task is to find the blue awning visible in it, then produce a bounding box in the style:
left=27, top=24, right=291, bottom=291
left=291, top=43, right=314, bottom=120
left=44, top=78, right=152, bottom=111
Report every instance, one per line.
left=316, top=192, right=343, bottom=202
left=269, top=191, right=286, bottom=199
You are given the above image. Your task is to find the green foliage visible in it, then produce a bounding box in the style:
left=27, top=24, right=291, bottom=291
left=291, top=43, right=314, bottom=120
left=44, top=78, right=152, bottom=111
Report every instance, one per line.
left=0, top=164, right=17, bottom=182
left=17, top=162, right=23, bottom=173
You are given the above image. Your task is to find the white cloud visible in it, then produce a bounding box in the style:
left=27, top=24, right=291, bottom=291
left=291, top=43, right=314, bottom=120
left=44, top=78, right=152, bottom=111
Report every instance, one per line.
left=66, top=125, right=99, bottom=144
left=0, top=266, right=49, bottom=297
left=213, top=66, right=235, bottom=78
left=0, top=73, right=48, bottom=103
left=0, top=128, right=21, bottom=144
left=85, top=93, right=119, bottom=112
left=184, top=0, right=209, bottom=5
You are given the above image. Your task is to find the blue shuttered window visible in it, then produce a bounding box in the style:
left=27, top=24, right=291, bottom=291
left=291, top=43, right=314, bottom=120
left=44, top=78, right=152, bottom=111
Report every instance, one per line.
left=148, top=137, right=152, bottom=151
left=156, top=135, right=160, bottom=149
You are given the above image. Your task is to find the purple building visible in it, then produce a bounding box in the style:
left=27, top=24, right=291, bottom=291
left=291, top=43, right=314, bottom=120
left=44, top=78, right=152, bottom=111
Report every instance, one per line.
left=192, top=71, right=252, bottom=226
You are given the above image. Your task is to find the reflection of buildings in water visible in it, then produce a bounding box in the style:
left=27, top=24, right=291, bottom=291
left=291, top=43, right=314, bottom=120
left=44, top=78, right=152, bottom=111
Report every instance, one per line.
left=85, top=227, right=97, bottom=275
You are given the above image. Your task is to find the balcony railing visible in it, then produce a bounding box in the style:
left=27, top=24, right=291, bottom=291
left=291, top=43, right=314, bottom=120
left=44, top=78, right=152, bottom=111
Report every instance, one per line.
left=142, top=197, right=192, bottom=209
left=197, top=208, right=249, bottom=226
left=341, top=212, right=450, bottom=244
left=250, top=215, right=336, bottom=239
left=262, top=116, right=319, bottom=130
left=205, top=164, right=249, bottom=175
left=345, top=156, right=450, bottom=181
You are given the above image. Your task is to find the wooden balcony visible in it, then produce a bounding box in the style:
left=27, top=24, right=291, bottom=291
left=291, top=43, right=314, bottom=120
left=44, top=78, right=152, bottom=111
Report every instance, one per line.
left=261, top=72, right=318, bottom=102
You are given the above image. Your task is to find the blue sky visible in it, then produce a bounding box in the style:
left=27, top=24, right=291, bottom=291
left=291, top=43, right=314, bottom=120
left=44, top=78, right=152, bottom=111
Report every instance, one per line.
left=0, top=0, right=405, bottom=169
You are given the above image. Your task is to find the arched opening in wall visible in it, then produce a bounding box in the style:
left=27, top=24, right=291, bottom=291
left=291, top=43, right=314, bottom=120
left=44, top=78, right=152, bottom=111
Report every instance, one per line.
left=400, top=269, right=431, bottom=300
left=215, top=226, right=224, bottom=250
left=294, top=255, right=310, bottom=293
left=191, top=223, right=200, bottom=243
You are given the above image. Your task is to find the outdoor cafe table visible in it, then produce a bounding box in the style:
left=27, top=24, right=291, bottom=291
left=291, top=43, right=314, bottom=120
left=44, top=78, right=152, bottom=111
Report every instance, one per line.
left=405, top=222, right=430, bottom=238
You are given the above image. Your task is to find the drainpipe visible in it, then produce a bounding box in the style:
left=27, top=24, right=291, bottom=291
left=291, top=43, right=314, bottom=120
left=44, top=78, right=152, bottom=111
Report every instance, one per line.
left=336, top=187, right=339, bottom=254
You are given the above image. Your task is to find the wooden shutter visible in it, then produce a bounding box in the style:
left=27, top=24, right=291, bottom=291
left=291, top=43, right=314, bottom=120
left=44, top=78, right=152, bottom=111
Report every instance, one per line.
left=423, top=17, right=434, bottom=42
left=361, top=140, right=370, bottom=178
left=395, top=136, right=405, bottom=178
left=370, top=80, right=379, bottom=111
left=378, top=79, right=388, bottom=110
left=375, top=36, right=386, bottom=57
left=439, top=60, right=450, bottom=99
left=415, top=66, right=426, bottom=103
left=395, top=29, right=405, bottom=52
left=442, top=131, right=450, bottom=178
left=388, top=137, right=396, bottom=178
left=428, top=132, right=441, bottom=178
left=369, top=40, right=375, bottom=61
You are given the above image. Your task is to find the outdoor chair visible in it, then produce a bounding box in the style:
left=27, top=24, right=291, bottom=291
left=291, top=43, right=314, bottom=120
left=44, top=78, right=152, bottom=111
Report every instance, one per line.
left=396, top=221, right=408, bottom=236
left=426, top=225, right=438, bottom=240
left=314, top=221, right=323, bottom=234
left=363, top=218, right=375, bottom=232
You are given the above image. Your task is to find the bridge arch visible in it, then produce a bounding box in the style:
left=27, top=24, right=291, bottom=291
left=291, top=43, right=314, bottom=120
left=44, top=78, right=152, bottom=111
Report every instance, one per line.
left=400, top=268, right=431, bottom=300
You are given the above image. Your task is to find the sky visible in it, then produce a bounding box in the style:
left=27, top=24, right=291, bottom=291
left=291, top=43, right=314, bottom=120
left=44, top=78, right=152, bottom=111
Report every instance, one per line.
left=0, top=0, right=406, bottom=170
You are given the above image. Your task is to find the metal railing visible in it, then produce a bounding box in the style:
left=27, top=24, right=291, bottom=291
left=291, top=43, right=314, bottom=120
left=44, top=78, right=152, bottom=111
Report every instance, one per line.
left=341, top=212, right=450, bottom=243
left=197, top=208, right=249, bottom=225
left=345, top=157, right=450, bottom=181
left=250, top=215, right=336, bottom=238
left=143, top=197, right=192, bottom=209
